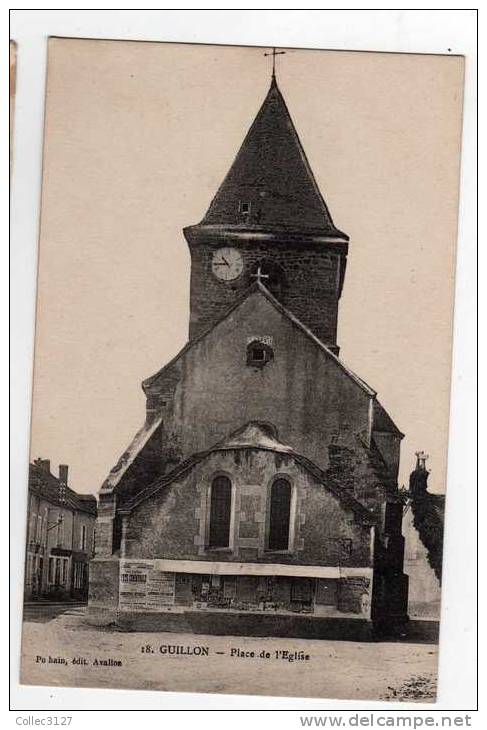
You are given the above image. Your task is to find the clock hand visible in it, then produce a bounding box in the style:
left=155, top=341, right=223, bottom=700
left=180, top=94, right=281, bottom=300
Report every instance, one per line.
left=221, top=257, right=230, bottom=266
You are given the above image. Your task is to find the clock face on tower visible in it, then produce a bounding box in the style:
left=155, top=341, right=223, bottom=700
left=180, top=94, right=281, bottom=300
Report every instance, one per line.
left=211, top=247, right=244, bottom=281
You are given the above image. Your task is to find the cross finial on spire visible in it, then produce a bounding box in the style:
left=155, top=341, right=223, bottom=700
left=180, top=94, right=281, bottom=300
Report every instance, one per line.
left=264, top=47, right=286, bottom=81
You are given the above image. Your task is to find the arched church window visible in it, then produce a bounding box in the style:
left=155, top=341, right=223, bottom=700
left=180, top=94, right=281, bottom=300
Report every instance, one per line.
left=246, top=339, right=274, bottom=368
left=268, top=478, right=292, bottom=551
left=208, top=476, right=232, bottom=548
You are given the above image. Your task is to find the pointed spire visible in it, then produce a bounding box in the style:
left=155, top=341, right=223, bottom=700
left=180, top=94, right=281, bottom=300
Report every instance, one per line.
left=200, top=76, right=347, bottom=239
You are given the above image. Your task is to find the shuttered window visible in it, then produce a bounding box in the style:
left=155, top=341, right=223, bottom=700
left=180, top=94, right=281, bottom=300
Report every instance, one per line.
left=268, top=478, right=292, bottom=550
left=209, top=476, right=232, bottom=548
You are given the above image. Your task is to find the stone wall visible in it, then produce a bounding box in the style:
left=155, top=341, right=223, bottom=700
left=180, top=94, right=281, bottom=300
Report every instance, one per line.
left=145, top=290, right=372, bottom=477
left=403, top=507, right=441, bottom=618
left=337, top=576, right=371, bottom=614
left=188, top=241, right=344, bottom=348
left=123, top=448, right=373, bottom=568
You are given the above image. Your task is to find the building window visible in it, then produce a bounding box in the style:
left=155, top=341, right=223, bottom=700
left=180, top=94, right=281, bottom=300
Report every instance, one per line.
left=48, top=557, right=56, bottom=584
left=246, top=339, right=274, bottom=368
left=36, top=515, right=42, bottom=543
left=268, top=478, right=292, bottom=551
left=208, top=476, right=232, bottom=548
left=26, top=554, right=34, bottom=585
left=29, top=513, right=36, bottom=543
left=239, top=201, right=251, bottom=214
left=80, top=524, right=87, bottom=551
left=49, top=556, right=69, bottom=585
left=57, top=515, right=64, bottom=547
left=74, top=563, right=87, bottom=590
left=43, top=508, right=48, bottom=543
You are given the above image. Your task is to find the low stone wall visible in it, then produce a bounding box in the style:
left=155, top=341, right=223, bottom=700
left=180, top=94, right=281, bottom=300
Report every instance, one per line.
left=115, top=609, right=374, bottom=641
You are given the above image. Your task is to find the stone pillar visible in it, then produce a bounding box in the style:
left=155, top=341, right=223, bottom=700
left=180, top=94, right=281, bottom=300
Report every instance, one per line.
left=88, top=493, right=121, bottom=625
left=94, top=494, right=117, bottom=557
left=87, top=557, right=120, bottom=625
left=120, top=515, right=129, bottom=559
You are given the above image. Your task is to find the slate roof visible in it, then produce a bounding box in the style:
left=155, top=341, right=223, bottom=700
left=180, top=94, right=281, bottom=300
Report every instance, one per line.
left=198, top=77, right=348, bottom=239
left=118, top=422, right=376, bottom=525
left=29, top=462, right=97, bottom=516
left=373, top=399, right=404, bottom=437
left=100, top=415, right=163, bottom=492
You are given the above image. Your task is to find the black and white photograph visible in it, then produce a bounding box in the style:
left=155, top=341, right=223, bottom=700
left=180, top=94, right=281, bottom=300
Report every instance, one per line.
left=10, top=16, right=475, bottom=712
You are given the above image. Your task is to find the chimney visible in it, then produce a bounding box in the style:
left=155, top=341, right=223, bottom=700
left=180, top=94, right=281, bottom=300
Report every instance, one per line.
left=410, top=452, right=429, bottom=497
left=59, top=464, right=68, bottom=486
left=415, top=450, right=429, bottom=472
left=34, top=458, right=50, bottom=474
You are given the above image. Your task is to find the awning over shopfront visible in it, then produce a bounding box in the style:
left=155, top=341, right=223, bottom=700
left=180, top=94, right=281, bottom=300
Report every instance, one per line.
left=151, top=559, right=372, bottom=580
left=50, top=547, right=72, bottom=557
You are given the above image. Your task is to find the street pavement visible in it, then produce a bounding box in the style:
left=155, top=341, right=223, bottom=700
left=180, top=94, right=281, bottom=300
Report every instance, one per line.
left=19, top=606, right=439, bottom=702
left=22, top=601, right=88, bottom=623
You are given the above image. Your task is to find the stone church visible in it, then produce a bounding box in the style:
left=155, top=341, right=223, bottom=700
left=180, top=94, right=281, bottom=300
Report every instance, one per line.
left=89, top=70, right=409, bottom=638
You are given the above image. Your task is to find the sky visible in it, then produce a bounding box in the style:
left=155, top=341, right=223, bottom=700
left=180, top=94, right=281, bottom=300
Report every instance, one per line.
left=30, top=39, right=464, bottom=495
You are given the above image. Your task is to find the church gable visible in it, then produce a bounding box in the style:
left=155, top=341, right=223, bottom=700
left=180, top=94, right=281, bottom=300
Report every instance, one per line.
left=100, top=285, right=401, bottom=504
left=143, top=285, right=375, bottom=474
left=122, top=439, right=374, bottom=570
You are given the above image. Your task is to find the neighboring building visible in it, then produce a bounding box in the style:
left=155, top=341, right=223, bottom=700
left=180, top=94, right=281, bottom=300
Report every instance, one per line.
left=403, top=455, right=445, bottom=618
left=25, top=459, right=97, bottom=601
left=89, top=72, right=409, bottom=637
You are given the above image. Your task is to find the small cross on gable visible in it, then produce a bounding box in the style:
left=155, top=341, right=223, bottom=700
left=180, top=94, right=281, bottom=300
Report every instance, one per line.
left=251, top=265, right=270, bottom=285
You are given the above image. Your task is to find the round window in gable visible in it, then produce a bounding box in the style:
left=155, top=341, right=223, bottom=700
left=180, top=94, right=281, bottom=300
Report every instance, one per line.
left=246, top=339, right=274, bottom=368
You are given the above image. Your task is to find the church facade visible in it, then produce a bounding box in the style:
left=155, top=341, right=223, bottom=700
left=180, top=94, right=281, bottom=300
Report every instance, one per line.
left=89, top=73, right=409, bottom=638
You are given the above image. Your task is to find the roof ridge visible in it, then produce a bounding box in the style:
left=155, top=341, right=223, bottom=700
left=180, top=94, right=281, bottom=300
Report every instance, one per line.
left=142, top=282, right=262, bottom=391
left=100, top=415, right=163, bottom=492
left=143, top=281, right=376, bottom=398
left=119, top=436, right=376, bottom=524
left=269, top=80, right=338, bottom=234
left=255, top=283, right=377, bottom=396
left=29, top=463, right=97, bottom=515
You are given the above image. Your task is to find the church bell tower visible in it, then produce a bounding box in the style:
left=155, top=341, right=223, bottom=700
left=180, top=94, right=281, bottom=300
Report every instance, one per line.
left=183, top=72, right=349, bottom=355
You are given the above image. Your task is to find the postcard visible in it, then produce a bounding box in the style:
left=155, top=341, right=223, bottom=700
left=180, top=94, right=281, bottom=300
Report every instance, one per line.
left=19, top=37, right=465, bottom=702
